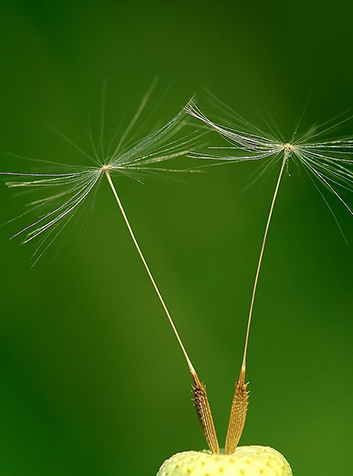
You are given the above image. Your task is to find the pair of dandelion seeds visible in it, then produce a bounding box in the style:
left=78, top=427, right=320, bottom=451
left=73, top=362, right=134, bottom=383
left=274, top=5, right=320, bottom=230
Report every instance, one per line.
left=3, top=84, right=353, bottom=476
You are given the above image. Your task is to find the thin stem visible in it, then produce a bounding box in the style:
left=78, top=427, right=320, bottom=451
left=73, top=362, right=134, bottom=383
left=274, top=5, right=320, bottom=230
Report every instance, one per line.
left=105, top=169, right=221, bottom=453
left=104, top=169, right=197, bottom=377
left=240, top=154, right=287, bottom=381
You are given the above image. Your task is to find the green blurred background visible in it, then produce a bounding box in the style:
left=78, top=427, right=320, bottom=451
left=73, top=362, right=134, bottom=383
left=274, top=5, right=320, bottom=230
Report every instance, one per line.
left=0, top=0, right=353, bottom=475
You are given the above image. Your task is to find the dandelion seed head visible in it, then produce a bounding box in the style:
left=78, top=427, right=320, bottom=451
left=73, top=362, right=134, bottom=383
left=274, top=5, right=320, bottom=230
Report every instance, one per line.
left=1, top=85, right=199, bottom=263
left=186, top=97, right=353, bottom=237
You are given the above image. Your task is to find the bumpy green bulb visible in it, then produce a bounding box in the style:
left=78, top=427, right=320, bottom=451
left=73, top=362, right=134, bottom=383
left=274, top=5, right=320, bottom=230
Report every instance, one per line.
left=157, top=445, right=292, bottom=476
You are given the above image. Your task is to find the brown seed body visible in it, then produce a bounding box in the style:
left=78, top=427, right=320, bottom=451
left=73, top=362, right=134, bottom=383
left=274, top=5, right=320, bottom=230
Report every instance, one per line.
left=192, top=375, right=220, bottom=455
left=225, top=378, right=249, bottom=454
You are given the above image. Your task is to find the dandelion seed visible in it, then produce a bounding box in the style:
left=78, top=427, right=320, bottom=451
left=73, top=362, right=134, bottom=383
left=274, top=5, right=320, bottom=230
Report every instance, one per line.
left=1, top=86, right=219, bottom=455
left=186, top=97, right=353, bottom=452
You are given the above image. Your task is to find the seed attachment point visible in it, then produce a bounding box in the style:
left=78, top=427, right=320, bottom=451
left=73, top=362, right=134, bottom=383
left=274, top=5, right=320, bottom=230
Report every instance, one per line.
left=283, top=143, right=294, bottom=158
